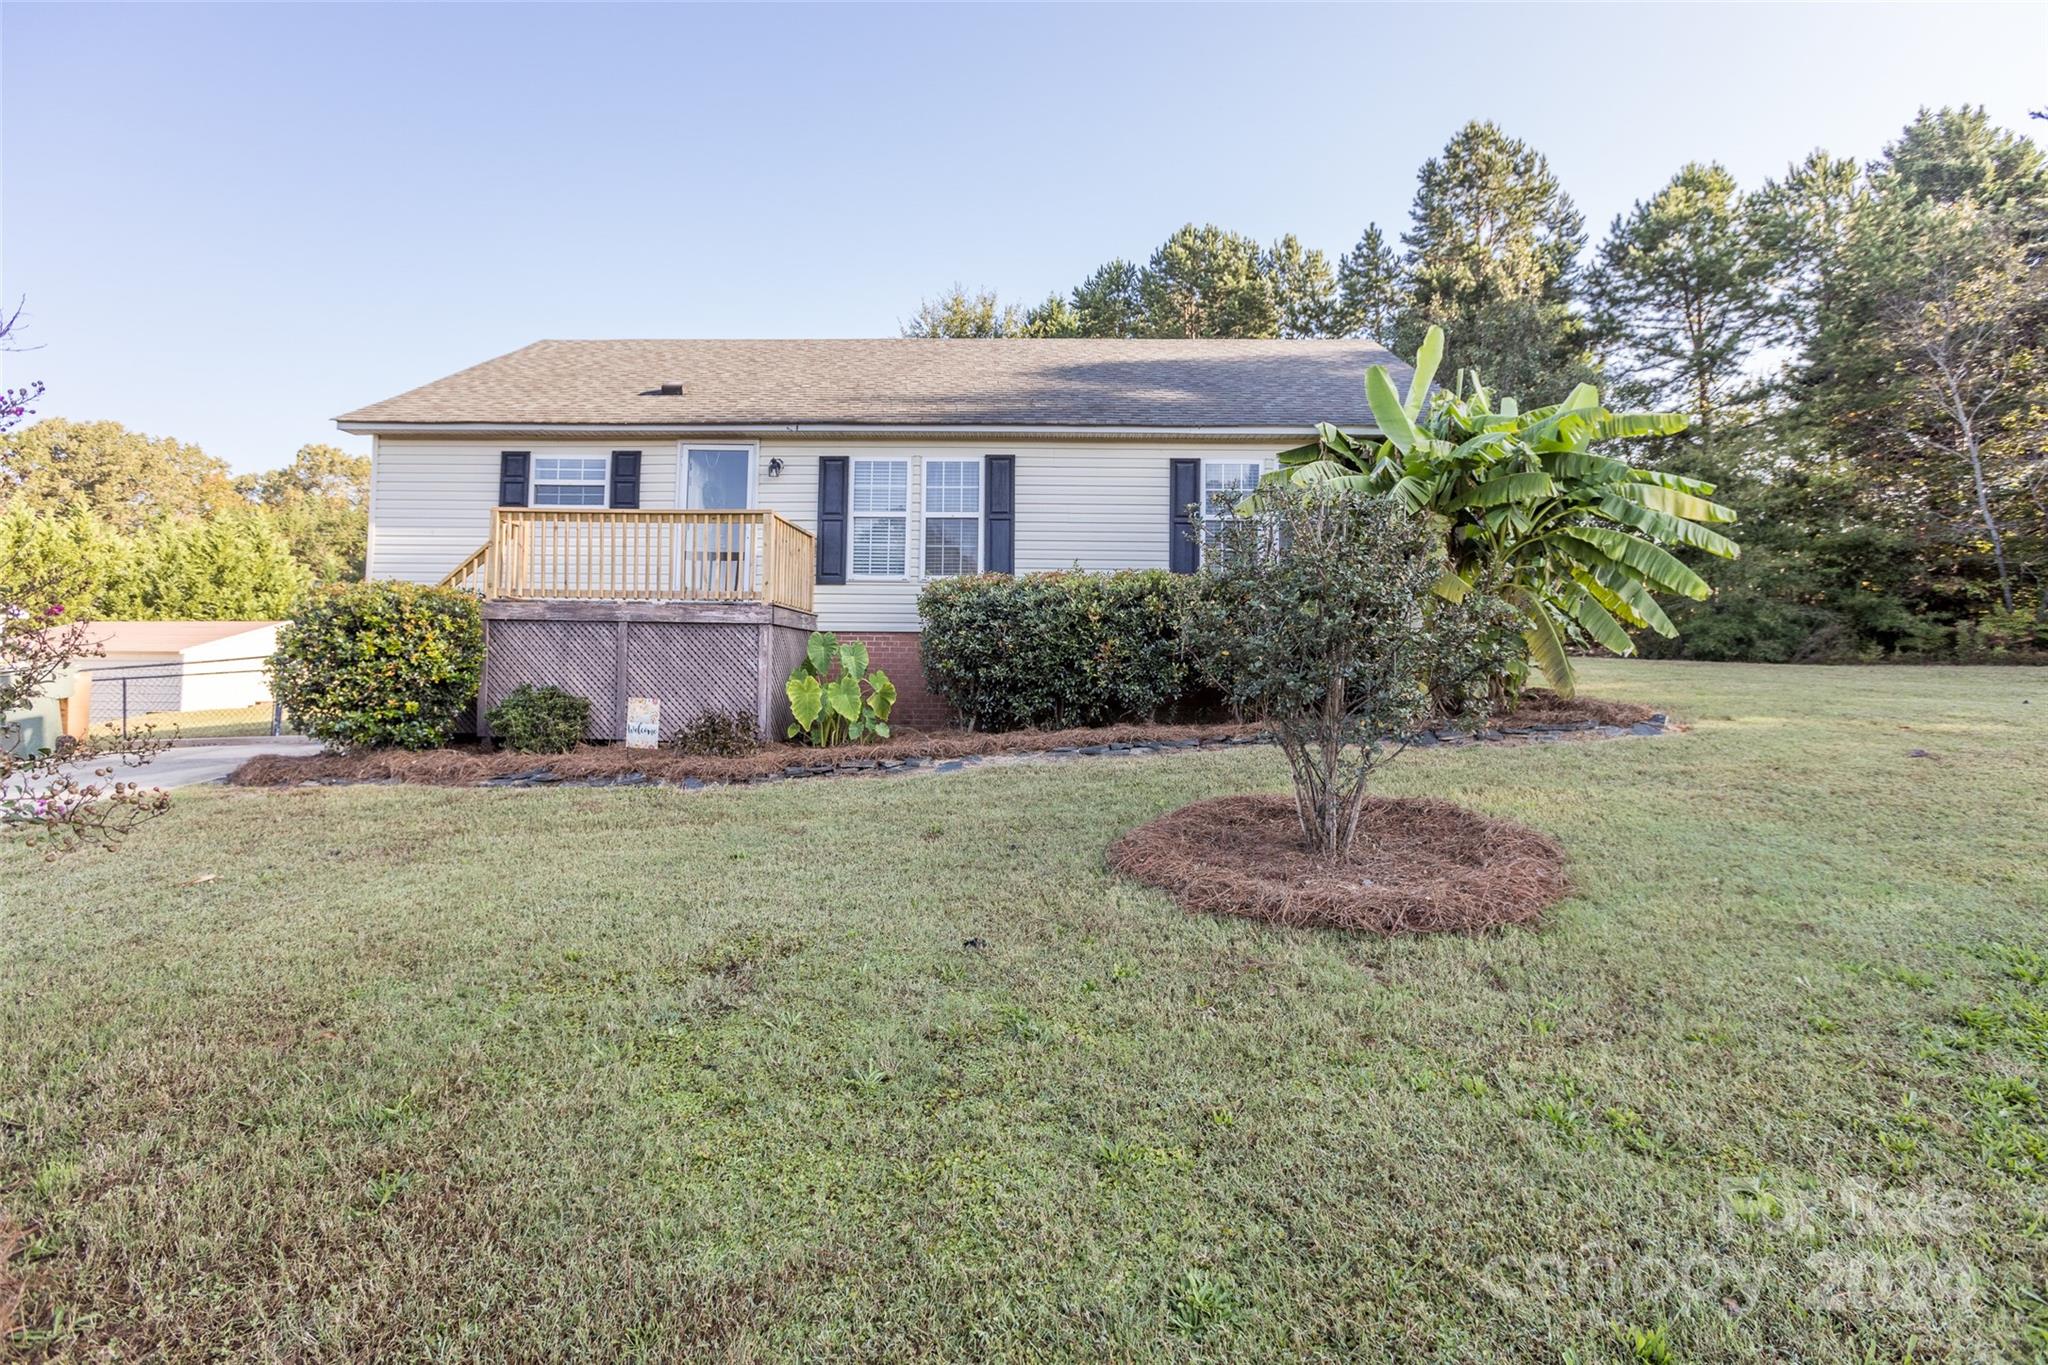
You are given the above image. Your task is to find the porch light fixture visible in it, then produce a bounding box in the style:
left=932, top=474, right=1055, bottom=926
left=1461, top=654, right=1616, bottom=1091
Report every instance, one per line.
left=767, top=458, right=784, bottom=477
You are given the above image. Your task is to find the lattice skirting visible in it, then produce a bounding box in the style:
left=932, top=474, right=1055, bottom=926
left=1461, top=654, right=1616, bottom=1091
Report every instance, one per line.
left=480, top=604, right=814, bottom=742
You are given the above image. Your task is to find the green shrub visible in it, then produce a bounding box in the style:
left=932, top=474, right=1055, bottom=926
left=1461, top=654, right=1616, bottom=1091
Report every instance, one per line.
left=268, top=582, right=483, bottom=751
left=918, top=570, right=1197, bottom=731
left=785, top=632, right=895, bottom=745
left=662, top=708, right=761, bottom=756
left=486, top=684, right=590, bottom=754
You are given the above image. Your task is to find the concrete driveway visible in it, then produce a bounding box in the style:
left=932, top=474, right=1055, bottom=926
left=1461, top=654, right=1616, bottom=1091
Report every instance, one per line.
left=9, top=737, right=324, bottom=792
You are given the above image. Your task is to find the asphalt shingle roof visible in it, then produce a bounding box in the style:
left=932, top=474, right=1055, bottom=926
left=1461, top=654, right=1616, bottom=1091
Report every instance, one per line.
left=337, top=338, right=1406, bottom=429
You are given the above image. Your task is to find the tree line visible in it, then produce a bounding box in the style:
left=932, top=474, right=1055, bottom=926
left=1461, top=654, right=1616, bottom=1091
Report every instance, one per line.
left=0, top=419, right=367, bottom=620
left=905, top=110, right=2047, bottom=662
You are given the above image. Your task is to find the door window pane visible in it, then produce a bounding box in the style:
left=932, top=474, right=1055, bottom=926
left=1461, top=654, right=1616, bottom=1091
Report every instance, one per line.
left=686, top=448, right=751, bottom=509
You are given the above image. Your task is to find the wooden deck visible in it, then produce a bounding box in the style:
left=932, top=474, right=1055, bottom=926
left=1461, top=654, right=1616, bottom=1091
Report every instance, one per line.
left=441, top=508, right=816, bottom=613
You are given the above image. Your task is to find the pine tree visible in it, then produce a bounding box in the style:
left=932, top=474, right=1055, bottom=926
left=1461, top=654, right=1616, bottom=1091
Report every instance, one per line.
left=1139, top=224, right=1278, bottom=339
left=1019, top=292, right=1081, bottom=338
left=1587, top=163, right=1777, bottom=439
left=1334, top=224, right=1402, bottom=343
left=1396, top=121, right=1590, bottom=393
left=1267, top=234, right=1340, bottom=338
left=1069, top=259, right=1145, bottom=338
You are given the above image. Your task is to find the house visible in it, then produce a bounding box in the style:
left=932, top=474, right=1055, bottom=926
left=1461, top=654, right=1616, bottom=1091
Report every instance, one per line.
left=340, top=339, right=1401, bottom=737
left=81, top=621, right=283, bottom=731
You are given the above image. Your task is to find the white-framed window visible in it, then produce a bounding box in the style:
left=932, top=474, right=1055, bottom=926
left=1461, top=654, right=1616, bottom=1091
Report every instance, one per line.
left=922, top=459, right=981, bottom=578
left=532, top=455, right=608, bottom=507
left=1202, top=460, right=1263, bottom=518
left=850, top=458, right=910, bottom=578
left=1200, top=459, right=1264, bottom=564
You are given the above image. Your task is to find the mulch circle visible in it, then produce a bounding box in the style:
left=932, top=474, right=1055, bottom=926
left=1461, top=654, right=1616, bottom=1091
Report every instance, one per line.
left=1106, top=793, right=1570, bottom=936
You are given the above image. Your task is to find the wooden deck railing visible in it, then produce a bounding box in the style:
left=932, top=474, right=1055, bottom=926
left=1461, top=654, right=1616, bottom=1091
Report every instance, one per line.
left=442, top=508, right=816, bottom=613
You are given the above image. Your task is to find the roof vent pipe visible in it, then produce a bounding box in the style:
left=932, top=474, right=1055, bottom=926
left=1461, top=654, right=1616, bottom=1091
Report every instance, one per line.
left=656, top=381, right=685, bottom=396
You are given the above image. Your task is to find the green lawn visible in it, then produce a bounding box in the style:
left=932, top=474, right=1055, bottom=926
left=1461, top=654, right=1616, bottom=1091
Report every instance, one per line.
left=5, top=661, right=2045, bottom=1362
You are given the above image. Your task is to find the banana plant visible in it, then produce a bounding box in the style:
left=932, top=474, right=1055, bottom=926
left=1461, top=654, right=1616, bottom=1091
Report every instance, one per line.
left=785, top=631, right=897, bottom=745
left=1272, top=326, right=1738, bottom=697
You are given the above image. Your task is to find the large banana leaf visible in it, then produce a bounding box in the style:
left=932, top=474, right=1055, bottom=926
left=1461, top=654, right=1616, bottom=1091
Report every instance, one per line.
left=1404, top=327, right=1443, bottom=418
left=1593, top=412, right=1689, bottom=440
left=1389, top=474, right=1436, bottom=512
left=1546, top=450, right=1635, bottom=483
left=1449, top=470, right=1557, bottom=511
left=1509, top=587, right=1575, bottom=696
left=1365, top=366, right=1421, bottom=453
left=1555, top=527, right=1712, bottom=599
left=1432, top=569, right=1473, bottom=603
left=1614, top=481, right=1737, bottom=524
left=1624, top=468, right=1718, bottom=496
left=1594, top=493, right=1741, bottom=558
left=1554, top=539, right=1679, bottom=636
left=1559, top=581, right=1636, bottom=655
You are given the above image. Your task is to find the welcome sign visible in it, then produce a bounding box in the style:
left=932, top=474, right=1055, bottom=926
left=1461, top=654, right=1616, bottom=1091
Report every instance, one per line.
left=624, top=697, right=661, bottom=749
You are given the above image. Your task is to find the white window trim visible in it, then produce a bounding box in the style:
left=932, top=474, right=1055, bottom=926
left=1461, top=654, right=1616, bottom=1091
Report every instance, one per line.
left=531, top=454, right=612, bottom=508
left=676, top=440, right=760, bottom=511
left=1201, top=457, right=1266, bottom=517
left=920, top=457, right=983, bottom=580
left=1198, top=457, right=1270, bottom=565
left=850, top=456, right=912, bottom=581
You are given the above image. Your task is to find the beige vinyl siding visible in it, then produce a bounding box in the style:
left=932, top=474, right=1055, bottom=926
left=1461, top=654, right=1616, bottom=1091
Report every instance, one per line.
left=752, top=439, right=1282, bottom=631
left=365, top=436, right=1286, bottom=631
left=367, top=440, right=679, bottom=585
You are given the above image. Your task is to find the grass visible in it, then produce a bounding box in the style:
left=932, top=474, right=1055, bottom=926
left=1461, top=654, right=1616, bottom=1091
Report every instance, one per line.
left=4, top=660, right=2045, bottom=1362
left=90, top=701, right=279, bottom=740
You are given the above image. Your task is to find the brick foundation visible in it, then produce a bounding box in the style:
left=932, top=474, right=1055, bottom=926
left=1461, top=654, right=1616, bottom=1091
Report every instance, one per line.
left=840, top=631, right=952, bottom=730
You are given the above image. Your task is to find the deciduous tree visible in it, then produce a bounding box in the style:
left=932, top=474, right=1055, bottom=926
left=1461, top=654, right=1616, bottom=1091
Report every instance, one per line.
left=1, top=417, right=240, bottom=532
left=236, top=443, right=370, bottom=582
left=900, top=285, right=1022, bottom=338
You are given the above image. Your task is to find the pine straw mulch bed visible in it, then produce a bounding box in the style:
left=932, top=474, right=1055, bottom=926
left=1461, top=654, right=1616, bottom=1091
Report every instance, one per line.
left=227, top=694, right=1668, bottom=791
left=226, top=720, right=1273, bottom=788
left=1106, top=794, right=1571, bottom=935
left=1498, top=688, right=1657, bottom=730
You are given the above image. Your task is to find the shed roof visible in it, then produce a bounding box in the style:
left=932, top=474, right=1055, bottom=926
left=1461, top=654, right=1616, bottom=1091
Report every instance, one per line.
left=87, top=621, right=279, bottom=656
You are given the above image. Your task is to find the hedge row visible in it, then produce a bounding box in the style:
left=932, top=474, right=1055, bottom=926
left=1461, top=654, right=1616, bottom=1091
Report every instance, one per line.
left=917, top=570, right=1208, bottom=731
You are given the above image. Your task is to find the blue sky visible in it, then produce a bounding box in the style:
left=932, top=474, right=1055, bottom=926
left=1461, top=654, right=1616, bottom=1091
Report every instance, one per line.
left=3, top=2, right=2043, bottom=473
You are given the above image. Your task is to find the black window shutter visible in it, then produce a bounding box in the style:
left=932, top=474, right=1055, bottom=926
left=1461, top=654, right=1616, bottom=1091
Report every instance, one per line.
left=816, top=456, right=849, bottom=584
left=983, top=455, right=1014, bottom=575
left=498, top=451, right=530, bottom=507
left=1168, top=458, right=1200, bottom=574
left=610, top=451, right=641, bottom=508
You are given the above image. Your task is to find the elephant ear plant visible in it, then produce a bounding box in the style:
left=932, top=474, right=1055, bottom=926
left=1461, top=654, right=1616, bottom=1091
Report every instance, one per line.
left=784, top=631, right=898, bottom=745
left=1274, top=325, right=1740, bottom=696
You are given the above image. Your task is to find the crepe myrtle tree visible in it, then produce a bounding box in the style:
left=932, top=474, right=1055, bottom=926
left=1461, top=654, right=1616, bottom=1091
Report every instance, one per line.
left=0, top=299, right=170, bottom=854
left=1188, top=483, right=1521, bottom=861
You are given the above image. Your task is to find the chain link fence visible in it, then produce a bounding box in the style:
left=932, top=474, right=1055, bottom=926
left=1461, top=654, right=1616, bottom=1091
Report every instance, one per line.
left=82, top=655, right=295, bottom=740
